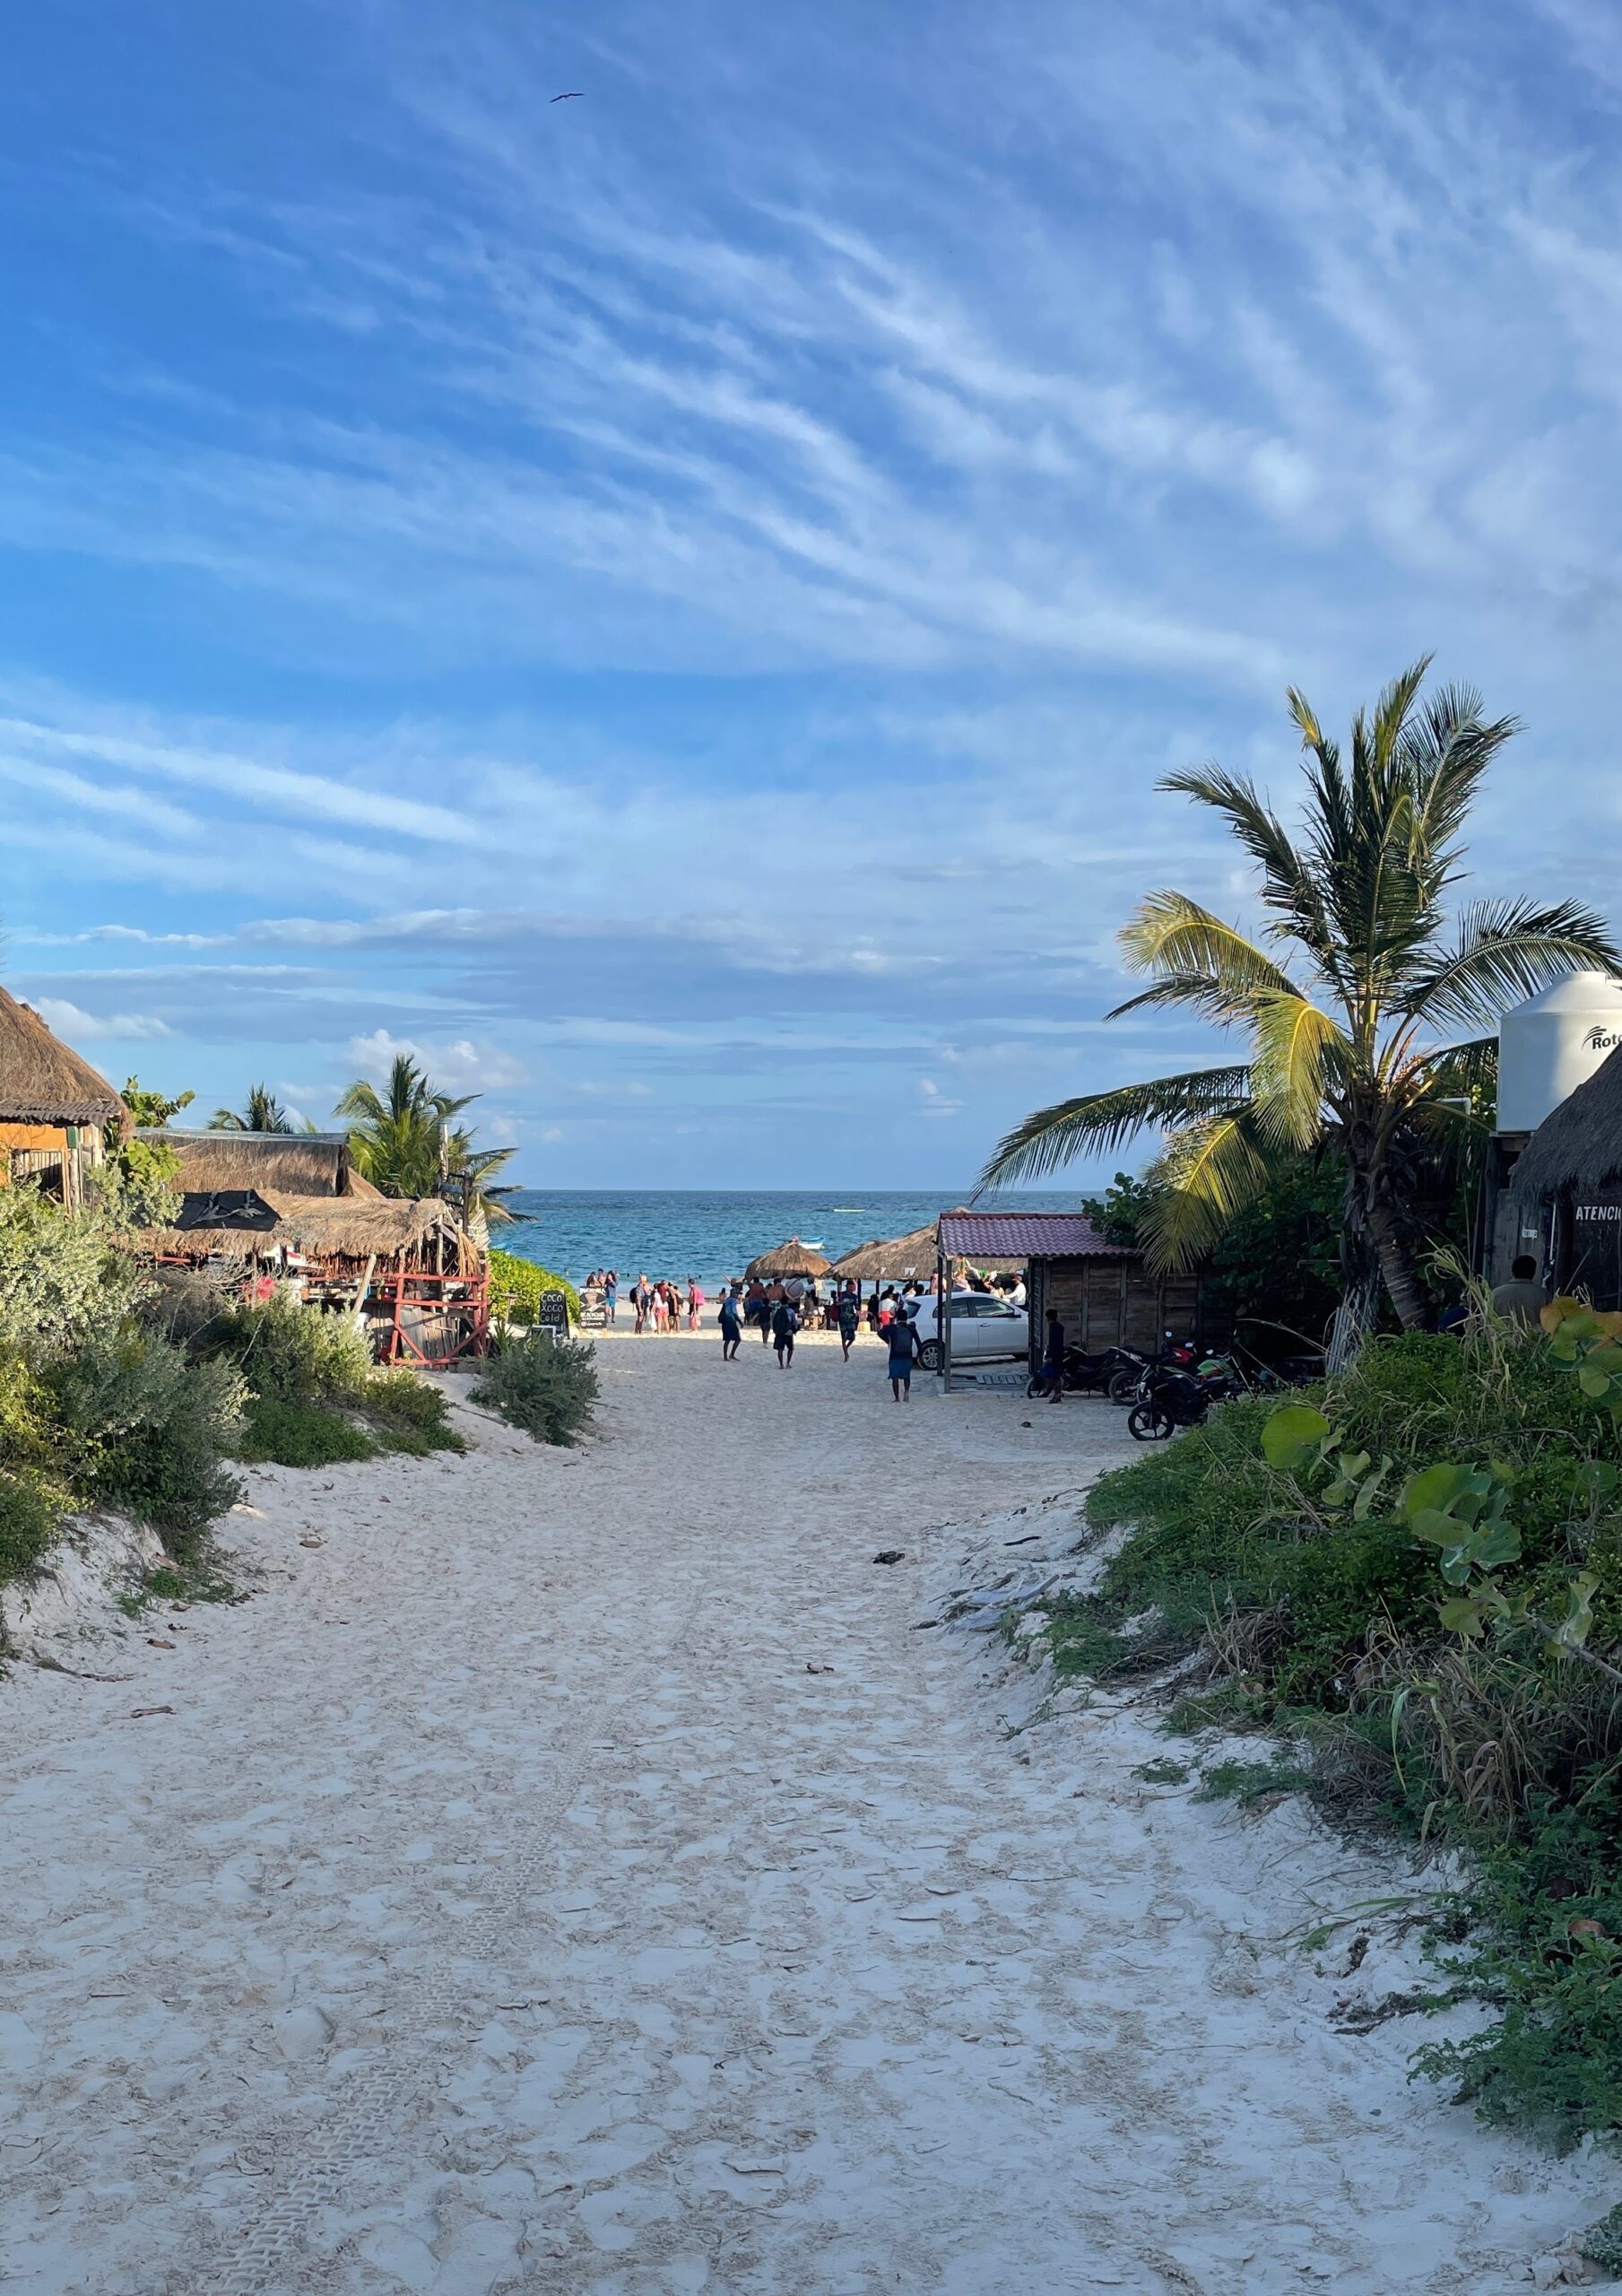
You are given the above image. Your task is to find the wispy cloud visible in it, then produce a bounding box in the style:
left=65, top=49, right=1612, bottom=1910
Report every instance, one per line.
left=6, top=0, right=1622, bottom=1183
left=33, top=996, right=171, bottom=1044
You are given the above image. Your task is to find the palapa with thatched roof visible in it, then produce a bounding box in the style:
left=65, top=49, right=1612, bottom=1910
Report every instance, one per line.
left=0, top=987, right=126, bottom=1126
left=742, top=1235, right=833, bottom=1282
left=1507, top=1045, right=1622, bottom=1309
left=828, top=1224, right=941, bottom=1283
left=0, top=985, right=126, bottom=1205
left=828, top=1210, right=1026, bottom=1286
left=138, top=1127, right=357, bottom=1197
left=143, top=1189, right=473, bottom=1274
left=1512, top=1045, right=1622, bottom=1207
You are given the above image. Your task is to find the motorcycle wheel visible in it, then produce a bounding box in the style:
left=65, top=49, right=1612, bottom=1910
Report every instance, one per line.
left=1026, top=1375, right=1045, bottom=1400
left=1128, top=1402, right=1175, bottom=1442
left=1108, top=1369, right=1140, bottom=1405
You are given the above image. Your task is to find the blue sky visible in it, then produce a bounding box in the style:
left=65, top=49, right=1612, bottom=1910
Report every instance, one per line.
left=6, top=0, right=1622, bottom=1187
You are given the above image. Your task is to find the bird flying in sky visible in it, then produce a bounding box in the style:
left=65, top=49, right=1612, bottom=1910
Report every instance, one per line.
left=551, top=91, right=584, bottom=102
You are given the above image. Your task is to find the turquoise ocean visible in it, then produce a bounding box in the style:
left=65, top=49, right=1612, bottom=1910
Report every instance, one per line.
left=500, top=1189, right=1080, bottom=1292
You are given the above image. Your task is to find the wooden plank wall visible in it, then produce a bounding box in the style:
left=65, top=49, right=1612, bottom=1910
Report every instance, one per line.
left=1040, top=1257, right=1205, bottom=1352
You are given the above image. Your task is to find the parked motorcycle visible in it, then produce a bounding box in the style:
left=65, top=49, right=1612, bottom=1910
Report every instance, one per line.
left=1126, top=1359, right=1241, bottom=1440
left=1107, top=1335, right=1200, bottom=1404
left=1026, top=1343, right=1147, bottom=1402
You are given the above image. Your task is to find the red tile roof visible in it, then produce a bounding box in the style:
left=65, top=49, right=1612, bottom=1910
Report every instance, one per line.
left=937, top=1211, right=1128, bottom=1259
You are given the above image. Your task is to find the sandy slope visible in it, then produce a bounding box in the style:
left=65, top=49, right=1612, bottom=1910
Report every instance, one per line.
left=1, top=1329, right=1615, bottom=2294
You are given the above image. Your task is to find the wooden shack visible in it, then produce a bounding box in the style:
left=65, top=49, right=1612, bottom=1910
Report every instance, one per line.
left=934, top=1209, right=1214, bottom=1377
left=0, top=987, right=126, bottom=1205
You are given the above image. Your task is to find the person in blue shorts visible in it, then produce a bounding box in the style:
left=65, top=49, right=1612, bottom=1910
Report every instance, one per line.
left=888, top=1306, right=920, bottom=1401
left=718, top=1286, right=743, bottom=1361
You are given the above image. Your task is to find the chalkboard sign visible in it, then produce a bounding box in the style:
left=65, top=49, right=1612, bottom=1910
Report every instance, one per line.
left=539, top=1290, right=569, bottom=1333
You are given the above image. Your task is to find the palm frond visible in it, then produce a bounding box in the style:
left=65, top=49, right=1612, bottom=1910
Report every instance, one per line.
left=1106, top=973, right=1271, bottom=1028
left=977, top=1065, right=1252, bottom=1187
left=1401, top=900, right=1622, bottom=1033
left=1137, top=1111, right=1275, bottom=1270
left=1115, top=891, right=1299, bottom=1004
left=1248, top=995, right=1346, bottom=1148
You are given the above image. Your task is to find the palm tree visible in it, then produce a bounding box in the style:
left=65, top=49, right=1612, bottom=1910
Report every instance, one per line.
left=335, top=1053, right=516, bottom=1221
left=981, top=660, right=1620, bottom=1337
left=209, top=1083, right=294, bottom=1133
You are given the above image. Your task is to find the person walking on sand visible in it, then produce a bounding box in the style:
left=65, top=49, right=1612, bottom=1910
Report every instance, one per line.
left=686, top=1277, right=704, bottom=1332
left=603, top=1270, right=618, bottom=1326
left=771, top=1294, right=799, bottom=1368
left=1039, top=1308, right=1066, bottom=1402
left=719, top=1286, right=742, bottom=1361
left=837, top=1282, right=861, bottom=1361
left=632, top=1274, right=650, bottom=1335
left=887, top=1304, right=920, bottom=1401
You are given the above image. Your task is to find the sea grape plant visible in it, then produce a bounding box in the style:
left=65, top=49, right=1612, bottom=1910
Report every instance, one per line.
left=1262, top=1402, right=1392, bottom=1519
left=1259, top=1400, right=1619, bottom=1683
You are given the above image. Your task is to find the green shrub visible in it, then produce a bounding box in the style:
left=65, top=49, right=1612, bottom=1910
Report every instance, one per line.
left=489, top=1249, right=580, bottom=1327
left=199, top=1296, right=461, bottom=1457
left=0, top=1187, right=147, bottom=1356
left=0, top=1470, right=64, bottom=1585
left=44, top=1330, right=244, bottom=1556
left=473, top=1333, right=598, bottom=1445
left=1080, top=1312, right=1622, bottom=2150
left=1411, top=1795, right=1622, bottom=2149
left=202, top=1293, right=374, bottom=1407
left=357, top=1365, right=463, bottom=1452
left=239, top=1396, right=377, bottom=1467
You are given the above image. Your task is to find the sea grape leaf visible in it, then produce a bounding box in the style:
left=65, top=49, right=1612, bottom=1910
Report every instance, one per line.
left=1404, top=1464, right=1474, bottom=1524
left=1471, top=1524, right=1522, bottom=1568
left=1262, top=1405, right=1331, bottom=1470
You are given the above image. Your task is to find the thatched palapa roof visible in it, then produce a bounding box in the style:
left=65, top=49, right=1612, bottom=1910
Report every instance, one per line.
left=742, top=1236, right=833, bottom=1281
left=139, top=1128, right=352, bottom=1196
left=1513, top=1045, right=1622, bottom=1204
left=143, top=1190, right=470, bottom=1269
left=828, top=1209, right=1029, bottom=1283
left=0, top=987, right=126, bottom=1126
left=828, top=1223, right=941, bottom=1282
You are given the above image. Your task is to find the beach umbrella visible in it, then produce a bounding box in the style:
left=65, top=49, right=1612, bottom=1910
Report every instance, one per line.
left=742, top=1236, right=834, bottom=1281
left=827, top=1224, right=941, bottom=1283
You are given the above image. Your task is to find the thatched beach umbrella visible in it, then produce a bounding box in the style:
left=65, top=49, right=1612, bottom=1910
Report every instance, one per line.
left=828, top=1223, right=941, bottom=1283
left=742, top=1236, right=833, bottom=1281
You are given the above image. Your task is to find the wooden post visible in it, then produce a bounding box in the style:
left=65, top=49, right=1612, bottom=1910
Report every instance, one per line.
left=351, top=1254, right=377, bottom=1333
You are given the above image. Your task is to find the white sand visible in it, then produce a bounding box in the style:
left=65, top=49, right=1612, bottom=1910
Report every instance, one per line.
left=2, top=1328, right=1616, bottom=2293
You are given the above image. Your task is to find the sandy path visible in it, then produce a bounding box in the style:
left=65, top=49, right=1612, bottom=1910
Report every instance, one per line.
left=0, top=1332, right=1609, bottom=2293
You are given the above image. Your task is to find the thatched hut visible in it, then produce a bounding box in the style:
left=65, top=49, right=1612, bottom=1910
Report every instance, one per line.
left=828, top=1224, right=941, bottom=1284
left=143, top=1189, right=472, bottom=1276
left=0, top=987, right=126, bottom=1205
left=137, top=1127, right=360, bottom=1197
left=742, top=1236, right=833, bottom=1282
left=1510, top=1045, right=1622, bottom=1309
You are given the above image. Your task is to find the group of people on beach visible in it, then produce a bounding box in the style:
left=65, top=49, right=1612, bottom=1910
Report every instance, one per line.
left=583, top=1264, right=1018, bottom=1405
left=584, top=1271, right=706, bottom=1334
left=711, top=1278, right=926, bottom=1398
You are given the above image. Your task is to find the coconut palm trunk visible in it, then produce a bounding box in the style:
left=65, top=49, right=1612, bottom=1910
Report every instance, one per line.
left=981, top=660, right=1620, bottom=1341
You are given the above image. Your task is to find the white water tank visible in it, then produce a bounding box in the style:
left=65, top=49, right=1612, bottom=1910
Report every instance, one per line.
left=1496, top=971, right=1622, bottom=1133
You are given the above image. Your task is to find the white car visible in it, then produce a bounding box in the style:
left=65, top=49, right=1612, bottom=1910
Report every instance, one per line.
left=909, top=1292, right=1028, bottom=1371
